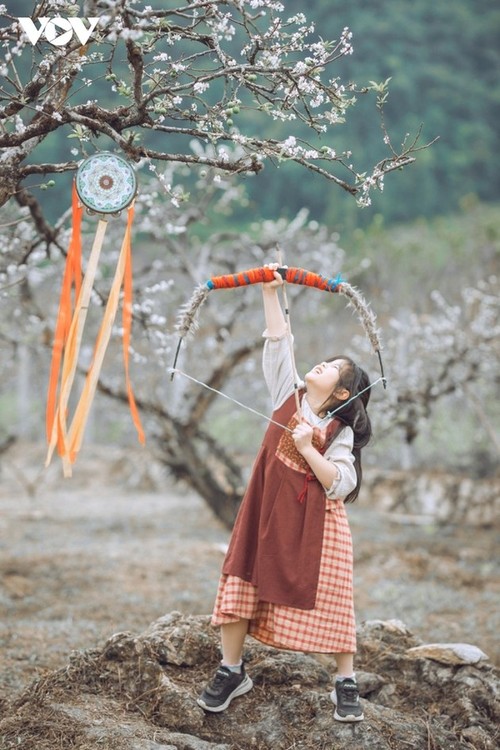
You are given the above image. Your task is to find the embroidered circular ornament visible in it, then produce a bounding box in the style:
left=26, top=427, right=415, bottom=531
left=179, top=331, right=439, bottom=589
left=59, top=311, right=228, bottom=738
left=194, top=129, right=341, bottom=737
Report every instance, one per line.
left=75, top=152, right=137, bottom=214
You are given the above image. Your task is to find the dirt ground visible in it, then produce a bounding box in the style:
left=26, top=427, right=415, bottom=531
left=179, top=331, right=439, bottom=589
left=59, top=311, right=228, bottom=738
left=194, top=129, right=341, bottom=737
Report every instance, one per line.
left=1, top=443, right=498, bottom=708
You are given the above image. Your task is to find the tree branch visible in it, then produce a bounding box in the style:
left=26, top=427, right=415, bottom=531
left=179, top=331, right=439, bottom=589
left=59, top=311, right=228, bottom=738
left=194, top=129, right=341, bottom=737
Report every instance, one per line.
left=14, top=188, right=58, bottom=251
left=189, top=337, right=262, bottom=425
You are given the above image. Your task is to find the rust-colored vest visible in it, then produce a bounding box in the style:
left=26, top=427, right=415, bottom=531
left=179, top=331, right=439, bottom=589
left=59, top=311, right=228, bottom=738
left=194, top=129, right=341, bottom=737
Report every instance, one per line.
left=222, top=393, right=343, bottom=610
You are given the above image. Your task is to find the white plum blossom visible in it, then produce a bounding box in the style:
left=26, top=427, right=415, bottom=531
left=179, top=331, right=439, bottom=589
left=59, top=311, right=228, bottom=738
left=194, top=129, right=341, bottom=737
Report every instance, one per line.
left=340, top=27, right=354, bottom=55
left=165, top=33, right=181, bottom=45
left=287, top=13, right=307, bottom=24
left=293, top=61, right=308, bottom=75
left=209, top=13, right=236, bottom=41
left=193, top=81, right=210, bottom=94
left=310, top=92, right=325, bottom=108
left=282, top=135, right=297, bottom=148
left=249, top=1, right=284, bottom=10
left=14, top=116, right=26, bottom=134
left=258, top=52, right=282, bottom=68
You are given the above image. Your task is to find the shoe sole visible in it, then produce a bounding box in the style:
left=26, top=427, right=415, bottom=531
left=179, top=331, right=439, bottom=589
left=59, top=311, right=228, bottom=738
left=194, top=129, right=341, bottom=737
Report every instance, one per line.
left=333, top=708, right=364, bottom=722
left=197, top=675, right=253, bottom=713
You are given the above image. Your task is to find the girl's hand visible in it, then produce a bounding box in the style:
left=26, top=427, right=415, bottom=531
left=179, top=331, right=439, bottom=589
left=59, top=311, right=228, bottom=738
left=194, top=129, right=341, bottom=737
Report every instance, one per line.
left=292, top=420, right=314, bottom=454
left=262, top=262, right=284, bottom=291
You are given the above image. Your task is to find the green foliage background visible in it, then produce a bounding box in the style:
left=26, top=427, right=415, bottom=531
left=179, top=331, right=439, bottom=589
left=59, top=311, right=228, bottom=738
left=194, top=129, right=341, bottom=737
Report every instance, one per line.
left=5, top=0, right=499, bottom=234
left=240, top=0, right=500, bottom=233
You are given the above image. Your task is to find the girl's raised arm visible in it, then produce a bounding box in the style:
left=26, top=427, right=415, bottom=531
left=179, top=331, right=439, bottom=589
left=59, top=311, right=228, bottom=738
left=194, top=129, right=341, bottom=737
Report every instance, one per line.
left=262, top=264, right=287, bottom=338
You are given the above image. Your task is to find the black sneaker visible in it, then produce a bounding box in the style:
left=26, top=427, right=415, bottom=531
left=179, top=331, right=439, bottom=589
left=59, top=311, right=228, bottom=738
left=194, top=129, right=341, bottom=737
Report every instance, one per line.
left=330, top=677, right=364, bottom=722
left=197, top=664, right=253, bottom=713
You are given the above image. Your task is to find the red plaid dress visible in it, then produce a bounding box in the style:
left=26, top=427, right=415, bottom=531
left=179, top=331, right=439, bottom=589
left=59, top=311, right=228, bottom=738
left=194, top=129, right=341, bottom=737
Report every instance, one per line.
left=211, top=336, right=357, bottom=654
left=212, top=496, right=356, bottom=653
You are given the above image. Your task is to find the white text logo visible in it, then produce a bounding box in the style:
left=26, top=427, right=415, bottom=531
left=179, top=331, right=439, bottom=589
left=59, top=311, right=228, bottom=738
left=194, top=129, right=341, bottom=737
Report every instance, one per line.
left=18, top=17, right=100, bottom=47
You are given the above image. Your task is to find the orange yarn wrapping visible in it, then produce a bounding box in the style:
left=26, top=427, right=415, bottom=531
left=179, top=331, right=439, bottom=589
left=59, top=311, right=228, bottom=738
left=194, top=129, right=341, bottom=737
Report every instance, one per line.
left=207, top=266, right=343, bottom=292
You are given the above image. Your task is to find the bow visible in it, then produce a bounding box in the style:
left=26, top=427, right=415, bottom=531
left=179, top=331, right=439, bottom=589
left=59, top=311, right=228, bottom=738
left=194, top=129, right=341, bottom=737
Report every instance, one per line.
left=172, top=265, right=386, bottom=385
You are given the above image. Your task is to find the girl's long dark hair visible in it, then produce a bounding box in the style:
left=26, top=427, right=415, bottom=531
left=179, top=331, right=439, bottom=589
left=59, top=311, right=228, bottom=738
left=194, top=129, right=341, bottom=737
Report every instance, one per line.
left=321, top=356, right=372, bottom=503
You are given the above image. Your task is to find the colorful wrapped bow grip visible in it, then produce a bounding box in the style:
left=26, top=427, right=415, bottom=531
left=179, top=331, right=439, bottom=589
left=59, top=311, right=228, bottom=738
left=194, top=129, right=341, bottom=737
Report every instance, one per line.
left=206, top=266, right=343, bottom=292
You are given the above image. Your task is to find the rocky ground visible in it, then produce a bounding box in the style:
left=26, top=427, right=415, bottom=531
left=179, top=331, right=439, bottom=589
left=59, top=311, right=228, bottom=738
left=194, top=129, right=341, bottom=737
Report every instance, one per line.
left=0, top=443, right=498, bottom=749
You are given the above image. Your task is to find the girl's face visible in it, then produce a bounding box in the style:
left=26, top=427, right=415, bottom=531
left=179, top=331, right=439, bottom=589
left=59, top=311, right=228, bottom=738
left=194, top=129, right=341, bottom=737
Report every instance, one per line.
left=305, top=358, right=349, bottom=399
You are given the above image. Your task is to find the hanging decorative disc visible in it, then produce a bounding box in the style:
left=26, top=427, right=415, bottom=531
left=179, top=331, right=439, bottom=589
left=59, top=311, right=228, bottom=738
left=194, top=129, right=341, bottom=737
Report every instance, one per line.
left=75, top=152, right=137, bottom=214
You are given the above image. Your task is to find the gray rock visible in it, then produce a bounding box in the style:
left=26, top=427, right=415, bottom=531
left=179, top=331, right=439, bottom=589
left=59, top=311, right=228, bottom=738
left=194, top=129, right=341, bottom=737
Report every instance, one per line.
left=2, top=613, right=498, bottom=750
left=406, top=642, right=489, bottom=665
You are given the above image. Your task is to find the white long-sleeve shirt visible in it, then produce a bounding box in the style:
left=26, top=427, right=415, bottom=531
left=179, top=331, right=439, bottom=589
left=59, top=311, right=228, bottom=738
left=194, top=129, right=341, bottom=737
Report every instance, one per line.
left=262, top=333, right=357, bottom=501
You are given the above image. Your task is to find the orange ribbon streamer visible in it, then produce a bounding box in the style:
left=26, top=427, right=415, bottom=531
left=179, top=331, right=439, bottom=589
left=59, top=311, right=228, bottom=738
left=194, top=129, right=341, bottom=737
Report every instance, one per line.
left=122, top=205, right=145, bottom=448
left=46, top=189, right=144, bottom=476
left=46, top=182, right=83, bottom=447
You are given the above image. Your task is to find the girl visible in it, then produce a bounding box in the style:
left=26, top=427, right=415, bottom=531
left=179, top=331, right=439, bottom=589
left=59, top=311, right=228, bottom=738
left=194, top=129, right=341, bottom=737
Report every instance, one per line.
left=198, top=264, right=372, bottom=722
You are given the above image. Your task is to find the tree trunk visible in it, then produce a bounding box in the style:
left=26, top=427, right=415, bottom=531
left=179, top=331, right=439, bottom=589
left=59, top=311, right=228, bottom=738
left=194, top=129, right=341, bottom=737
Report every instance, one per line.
left=157, top=419, right=244, bottom=528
